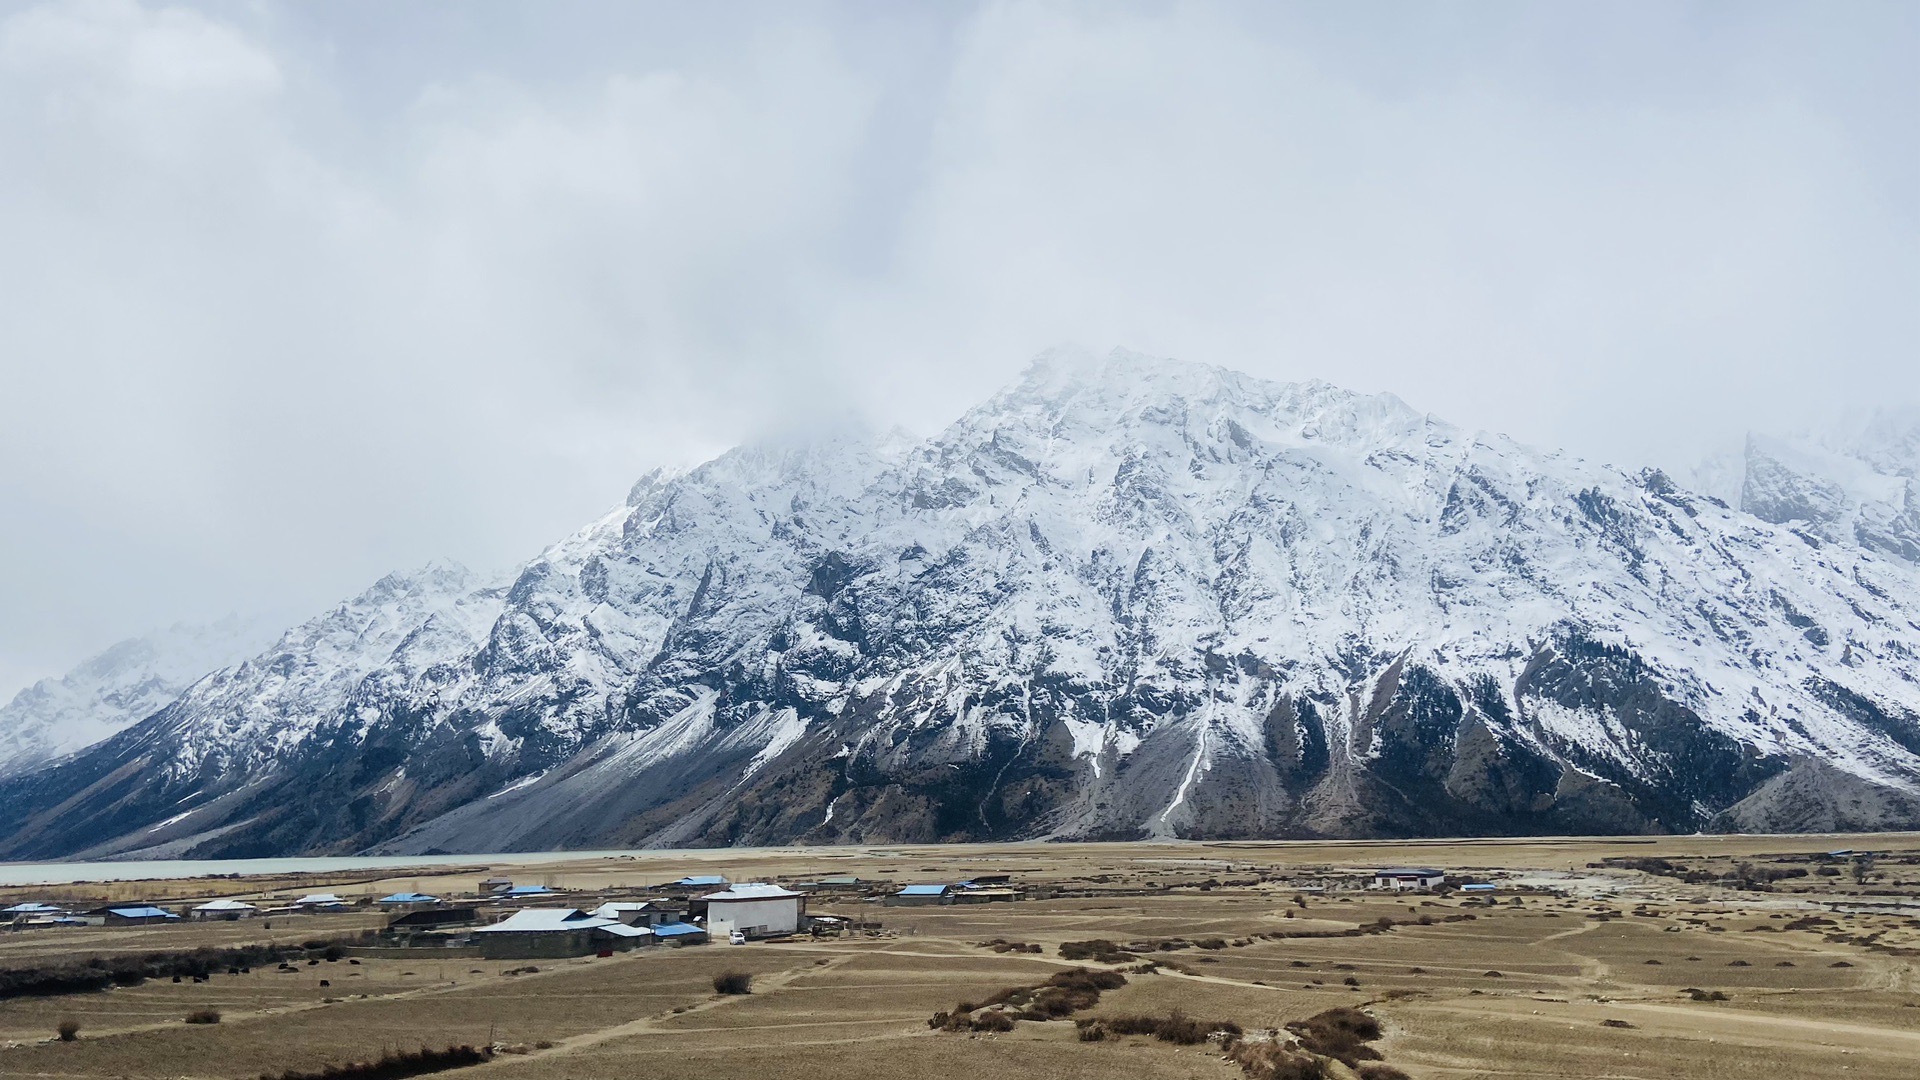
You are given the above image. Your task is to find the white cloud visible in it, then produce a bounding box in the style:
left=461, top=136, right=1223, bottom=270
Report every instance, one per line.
left=0, top=0, right=1915, bottom=696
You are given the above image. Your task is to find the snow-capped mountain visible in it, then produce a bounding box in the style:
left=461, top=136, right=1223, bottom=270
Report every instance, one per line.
left=1694, top=411, right=1920, bottom=564
left=0, top=616, right=280, bottom=779
left=5, top=349, right=1920, bottom=859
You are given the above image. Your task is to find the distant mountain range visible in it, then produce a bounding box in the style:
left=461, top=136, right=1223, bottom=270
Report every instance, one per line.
left=0, top=615, right=280, bottom=779
left=4, top=349, right=1920, bottom=859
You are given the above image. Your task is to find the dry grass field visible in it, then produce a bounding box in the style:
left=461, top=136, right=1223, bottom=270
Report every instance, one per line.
left=3, top=834, right=1919, bottom=1079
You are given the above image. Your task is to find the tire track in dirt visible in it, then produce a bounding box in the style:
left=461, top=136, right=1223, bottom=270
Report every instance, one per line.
left=484, top=951, right=870, bottom=1066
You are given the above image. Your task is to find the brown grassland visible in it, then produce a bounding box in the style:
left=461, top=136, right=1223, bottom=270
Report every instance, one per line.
left=3, top=833, right=1919, bottom=1079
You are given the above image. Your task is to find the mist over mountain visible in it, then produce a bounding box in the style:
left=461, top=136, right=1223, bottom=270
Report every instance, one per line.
left=0, top=615, right=281, bottom=779
left=5, top=350, right=1920, bottom=858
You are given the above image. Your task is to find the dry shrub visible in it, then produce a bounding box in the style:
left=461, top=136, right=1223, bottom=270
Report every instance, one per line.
left=185, top=1009, right=222, bottom=1025
left=56, top=1017, right=80, bottom=1041
left=712, top=972, right=753, bottom=995
left=935, top=968, right=1127, bottom=1031
left=1059, top=939, right=1136, bottom=964
left=1076, top=1020, right=1109, bottom=1042
left=1482, top=970, right=1504, bottom=978
left=1195, top=937, right=1229, bottom=950
left=2, top=942, right=349, bottom=1003
left=1355, top=1066, right=1411, bottom=1080
left=1226, top=1038, right=1327, bottom=1080
left=1684, top=988, right=1731, bottom=1002
left=1286, top=1006, right=1383, bottom=1067
left=970, top=1011, right=1014, bottom=1033
left=257, top=1045, right=491, bottom=1080
left=1099, top=1011, right=1241, bottom=1045
left=1600, top=1018, right=1635, bottom=1029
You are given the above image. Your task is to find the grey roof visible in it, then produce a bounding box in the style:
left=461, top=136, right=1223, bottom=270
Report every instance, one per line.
left=473, top=908, right=600, bottom=933
left=1375, top=868, right=1444, bottom=877
left=701, top=883, right=802, bottom=902
left=597, top=922, right=653, bottom=938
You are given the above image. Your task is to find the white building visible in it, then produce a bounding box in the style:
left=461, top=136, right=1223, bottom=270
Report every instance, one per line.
left=1372, top=868, right=1445, bottom=891
left=588, top=901, right=678, bottom=927
left=699, top=883, right=803, bottom=939
left=191, top=899, right=259, bottom=921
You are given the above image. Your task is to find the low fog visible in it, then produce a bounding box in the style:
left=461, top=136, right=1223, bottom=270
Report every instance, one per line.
left=3, top=0, right=1917, bottom=695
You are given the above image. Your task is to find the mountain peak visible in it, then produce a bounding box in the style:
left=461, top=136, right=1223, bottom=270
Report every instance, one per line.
left=7, top=352, right=1920, bottom=858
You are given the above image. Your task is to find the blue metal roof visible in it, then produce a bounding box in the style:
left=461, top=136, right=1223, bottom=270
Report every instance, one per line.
left=652, top=922, right=705, bottom=937
left=898, top=884, right=951, bottom=896
left=670, top=875, right=728, bottom=886
left=504, top=885, right=553, bottom=895
left=378, top=892, right=439, bottom=903
left=108, top=906, right=179, bottom=919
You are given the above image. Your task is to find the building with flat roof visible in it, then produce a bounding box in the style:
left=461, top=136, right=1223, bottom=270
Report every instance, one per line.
left=105, top=906, right=180, bottom=925
left=889, top=884, right=955, bottom=906
left=191, top=899, right=258, bottom=920
left=1372, top=868, right=1445, bottom=891
left=700, top=884, right=803, bottom=939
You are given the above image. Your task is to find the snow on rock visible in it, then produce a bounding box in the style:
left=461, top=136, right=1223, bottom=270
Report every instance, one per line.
left=0, top=615, right=281, bottom=778
left=8, top=350, right=1920, bottom=858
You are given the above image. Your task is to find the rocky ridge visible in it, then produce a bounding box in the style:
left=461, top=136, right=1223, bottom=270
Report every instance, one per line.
left=4, top=349, right=1920, bottom=857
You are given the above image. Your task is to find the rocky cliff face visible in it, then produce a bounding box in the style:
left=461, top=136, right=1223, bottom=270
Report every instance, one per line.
left=6, top=350, right=1920, bottom=858
left=1695, top=414, right=1920, bottom=565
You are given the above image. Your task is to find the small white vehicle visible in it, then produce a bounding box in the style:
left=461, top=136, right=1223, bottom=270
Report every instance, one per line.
left=728, top=930, right=747, bottom=945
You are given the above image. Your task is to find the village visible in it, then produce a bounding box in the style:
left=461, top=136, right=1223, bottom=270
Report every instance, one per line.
left=2, top=836, right=1918, bottom=1080
left=4, top=864, right=1494, bottom=961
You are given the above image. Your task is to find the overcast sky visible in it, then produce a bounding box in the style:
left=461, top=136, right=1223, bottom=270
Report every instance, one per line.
left=3, top=0, right=1917, bottom=698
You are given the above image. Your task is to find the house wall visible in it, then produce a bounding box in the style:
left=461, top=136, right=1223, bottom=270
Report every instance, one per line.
left=705, top=897, right=800, bottom=937
left=476, top=930, right=599, bottom=960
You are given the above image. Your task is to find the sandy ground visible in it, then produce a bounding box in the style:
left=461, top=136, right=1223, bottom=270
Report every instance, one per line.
left=2, top=834, right=1918, bottom=1079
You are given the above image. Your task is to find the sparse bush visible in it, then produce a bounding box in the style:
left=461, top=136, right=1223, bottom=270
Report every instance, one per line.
left=1075, top=1019, right=1108, bottom=1041
left=1195, top=937, right=1228, bottom=950
left=1483, top=970, right=1504, bottom=978
left=1286, top=1006, right=1384, bottom=1067
left=56, top=1017, right=80, bottom=1041
left=1355, top=1066, right=1411, bottom=1080
left=184, top=1009, right=221, bottom=1025
left=256, top=1044, right=491, bottom=1080
left=1059, top=939, right=1136, bottom=964
left=1100, top=1011, right=1240, bottom=1044
left=1226, top=1038, right=1327, bottom=1080
left=1600, top=1019, right=1635, bottom=1028
left=712, top=971, right=753, bottom=995
left=1, top=941, right=347, bottom=1003
left=970, top=1011, right=1014, bottom=1033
